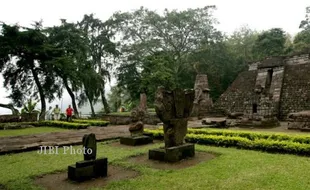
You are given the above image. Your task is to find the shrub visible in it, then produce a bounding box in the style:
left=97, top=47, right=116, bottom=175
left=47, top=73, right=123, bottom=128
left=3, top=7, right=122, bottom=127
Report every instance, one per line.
left=73, top=119, right=109, bottom=127
left=38, top=121, right=89, bottom=129
left=144, top=129, right=310, bottom=156
left=147, top=128, right=310, bottom=144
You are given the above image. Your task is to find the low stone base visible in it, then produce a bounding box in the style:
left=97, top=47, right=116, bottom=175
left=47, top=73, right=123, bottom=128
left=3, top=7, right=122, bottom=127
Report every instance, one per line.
left=148, top=143, right=195, bottom=162
left=68, top=157, right=107, bottom=182
left=120, top=136, right=153, bottom=146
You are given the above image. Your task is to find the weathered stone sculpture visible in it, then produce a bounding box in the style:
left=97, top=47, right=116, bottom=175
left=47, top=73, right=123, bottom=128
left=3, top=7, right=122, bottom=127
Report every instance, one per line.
left=128, top=107, right=146, bottom=136
left=82, top=133, right=97, bottom=160
left=149, top=87, right=195, bottom=162
left=120, top=100, right=153, bottom=146
left=139, top=93, right=148, bottom=111
left=191, top=74, right=213, bottom=118
left=68, top=134, right=107, bottom=182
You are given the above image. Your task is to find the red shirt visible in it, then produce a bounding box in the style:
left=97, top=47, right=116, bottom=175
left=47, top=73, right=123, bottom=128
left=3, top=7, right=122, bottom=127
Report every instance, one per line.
left=66, top=108, right=73, bottom=116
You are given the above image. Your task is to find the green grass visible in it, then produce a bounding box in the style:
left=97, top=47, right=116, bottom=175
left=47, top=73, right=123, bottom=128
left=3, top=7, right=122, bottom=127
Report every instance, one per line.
left=0, top=127, right=68, bottom=137
left=1, top=142, right=310, bottom=189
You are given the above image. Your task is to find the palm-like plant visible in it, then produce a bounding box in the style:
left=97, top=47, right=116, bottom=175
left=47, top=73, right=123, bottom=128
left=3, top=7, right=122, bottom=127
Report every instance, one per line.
left=21, top=99, right=40, bottom=114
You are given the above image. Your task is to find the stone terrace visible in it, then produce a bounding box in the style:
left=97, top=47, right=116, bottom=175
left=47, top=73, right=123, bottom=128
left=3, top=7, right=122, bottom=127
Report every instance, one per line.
left=0, top=125, right=157, bottom=155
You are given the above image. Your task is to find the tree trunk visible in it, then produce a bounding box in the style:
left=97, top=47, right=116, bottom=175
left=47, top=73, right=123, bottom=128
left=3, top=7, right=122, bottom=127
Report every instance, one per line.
left=31, top=67, right=46, bottom=121
left=86, top=92, right=95, bottom=117
left=64, top=79, right=79, bottom=118
left=100, top=88, right=110, bottom=114
left=0, top=103, right=19, bottom=115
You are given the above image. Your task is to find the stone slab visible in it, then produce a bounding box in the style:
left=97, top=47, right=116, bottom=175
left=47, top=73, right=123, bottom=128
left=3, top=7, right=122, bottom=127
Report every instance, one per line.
left=0, top=125, right=158, bottom=155
left=94, top=158, right=108, bottom=177
left=149, top=143, right=195, bottom=162
left=120, top=136, right=153, bottom=146
left=68, top=164, right=94, bottom=182
left=68, top=157, right=108, bottom=182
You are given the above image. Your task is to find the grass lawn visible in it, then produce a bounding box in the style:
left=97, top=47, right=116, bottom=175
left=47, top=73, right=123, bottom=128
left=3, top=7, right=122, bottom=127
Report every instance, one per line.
left=1, top=142, right=310, bottom=190
left=0, top=127, right=68, bottom=137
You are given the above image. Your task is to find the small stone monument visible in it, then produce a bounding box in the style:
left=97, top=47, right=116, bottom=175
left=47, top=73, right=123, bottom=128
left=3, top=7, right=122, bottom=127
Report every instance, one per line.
left=68, top=133, right=108, bottom=182
left=139, top=93, right=148, bottom=111
left=120, top=96, right=153, bottom=146
left=149, top=87, right=195, bottom=162
left=191, top=74, right=213, bottom=118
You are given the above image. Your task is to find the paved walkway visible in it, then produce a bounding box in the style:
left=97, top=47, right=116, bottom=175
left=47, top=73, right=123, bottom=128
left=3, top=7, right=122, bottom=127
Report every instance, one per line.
left=0, top=125, right=157, bottom=155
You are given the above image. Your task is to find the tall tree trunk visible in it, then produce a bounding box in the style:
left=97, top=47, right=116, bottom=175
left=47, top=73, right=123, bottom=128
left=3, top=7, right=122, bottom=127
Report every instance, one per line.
left=86, top=92, right=95, bottom=117
left=31, top=67, right=46, bottom=121
left=100, top=88, right=110, bottom=114
left=64, top=79, right=79, bottom=118
left=0, top=103, right=19, bottom=115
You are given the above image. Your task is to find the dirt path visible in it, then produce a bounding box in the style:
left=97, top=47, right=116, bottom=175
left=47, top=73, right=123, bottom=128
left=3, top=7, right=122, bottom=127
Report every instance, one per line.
left=0, top=125, right=157, bottom=155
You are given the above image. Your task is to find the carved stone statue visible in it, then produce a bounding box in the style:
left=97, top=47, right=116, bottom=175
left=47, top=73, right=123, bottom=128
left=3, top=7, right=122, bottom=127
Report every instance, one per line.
left=120, top=98, right=153, bottom=146
left=154, top=87, right=195, bottom=148
left=191, top=74, right=213, bottom=118
left=129, top=107, right=146, bottom=136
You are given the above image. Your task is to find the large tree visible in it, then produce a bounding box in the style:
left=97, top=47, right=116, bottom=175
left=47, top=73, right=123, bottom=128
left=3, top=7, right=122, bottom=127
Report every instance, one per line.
left=0, top=22, right=62, bottom=120
left=226, top=25, right=260, bottom=62
left=78, top=14, right=120, bottom=114
left=253, top=28, right=287, bottom=59
left=46, top=19, right=88, bottom=117
left=111, top=6, right=221, bottom=104
left=293, top=6, right=310, bottom=53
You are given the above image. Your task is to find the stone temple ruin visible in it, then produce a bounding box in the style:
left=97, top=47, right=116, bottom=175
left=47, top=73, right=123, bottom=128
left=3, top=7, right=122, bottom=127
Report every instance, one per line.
left=214, top=52, right=310, bottom=125
left=191, top=74, right=213, bottom=119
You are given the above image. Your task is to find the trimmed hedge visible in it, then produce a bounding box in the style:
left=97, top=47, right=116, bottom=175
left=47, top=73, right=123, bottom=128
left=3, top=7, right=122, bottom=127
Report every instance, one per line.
left=73, top=119, right=109, bottom=127
left=144, top=129, right=310, bottom=155
left=37, top=121, right=89, bottom=129
left=146, top=128, right=310, bottom=144
left=186, top=134, right=310, bottom=156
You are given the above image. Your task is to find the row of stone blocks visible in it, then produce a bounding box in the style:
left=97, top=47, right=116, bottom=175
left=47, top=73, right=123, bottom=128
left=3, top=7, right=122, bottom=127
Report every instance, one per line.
left=120, top=136, right=195, bottom=162
left=68, top=158, right=108, bottom=182
left=149, top=143, right=195, bottom=162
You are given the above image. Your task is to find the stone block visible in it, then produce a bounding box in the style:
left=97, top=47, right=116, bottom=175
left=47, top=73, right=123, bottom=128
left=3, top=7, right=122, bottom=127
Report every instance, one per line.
left=149, top=143, right=195, bottom=162
left=68, top=157, right=108, bottom=182
left=94, top=158, right=108, bottom=177
left=120, top=136, right=153, bottom=146
left=76, top=160, right=95, bottom=167
left=68, top=165, right=94, bottom=182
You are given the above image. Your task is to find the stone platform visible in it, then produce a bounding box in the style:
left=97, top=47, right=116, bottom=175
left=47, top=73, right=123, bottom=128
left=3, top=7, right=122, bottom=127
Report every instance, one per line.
left=68, top=157, right=108, bottom=182
left=0, top=125, right=157, bottom=155
left=149, top=143, right=195, bottom=162
left=120, top=136, right=153, bottom=146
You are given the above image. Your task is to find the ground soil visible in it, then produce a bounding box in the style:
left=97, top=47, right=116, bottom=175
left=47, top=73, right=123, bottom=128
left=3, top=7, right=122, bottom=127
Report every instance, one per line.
left=0, top=125, right=157, bottom=155
left=108, top=140, right=163, bottom=149
left=34, top=165, right=139, bottom=190
left=127, top=151, right=217, bottom=170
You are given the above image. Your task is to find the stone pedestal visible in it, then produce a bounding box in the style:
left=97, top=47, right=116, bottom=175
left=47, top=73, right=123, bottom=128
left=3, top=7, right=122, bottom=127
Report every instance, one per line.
left=68, top=157, right=108, bottom=182
left=120, top=135, right=153, bottom=146
left=149, top=143, right=195, bottom=162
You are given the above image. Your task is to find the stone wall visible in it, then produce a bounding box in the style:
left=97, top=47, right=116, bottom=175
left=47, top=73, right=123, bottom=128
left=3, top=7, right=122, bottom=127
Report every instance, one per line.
left=102, top=114, right=161, bottom=125
left=214, top=70, right=257, bottom=114
left=280, top=63, right=310, bottom=119
left=215, top=52, right=310, bottom=120
left=0, top=113, right=38, bottom=123
left=284, top=53, right=310, bottom=65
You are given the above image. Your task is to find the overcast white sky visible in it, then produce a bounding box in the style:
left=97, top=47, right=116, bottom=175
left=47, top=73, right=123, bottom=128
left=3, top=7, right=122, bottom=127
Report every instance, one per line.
left=0, top=0, right=308, bottom=114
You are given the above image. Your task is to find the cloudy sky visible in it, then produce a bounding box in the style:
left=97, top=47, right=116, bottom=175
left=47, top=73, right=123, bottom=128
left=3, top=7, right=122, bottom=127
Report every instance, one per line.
left=0, top=0, right=308, bottom=114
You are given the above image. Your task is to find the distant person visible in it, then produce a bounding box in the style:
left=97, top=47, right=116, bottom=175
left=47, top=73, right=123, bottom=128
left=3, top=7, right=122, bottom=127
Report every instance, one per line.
left=66, top=105, right=74, bottom=122
left=45, top=106, right=53, bottom=120
left=53, top=105, right=61, bottom=120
